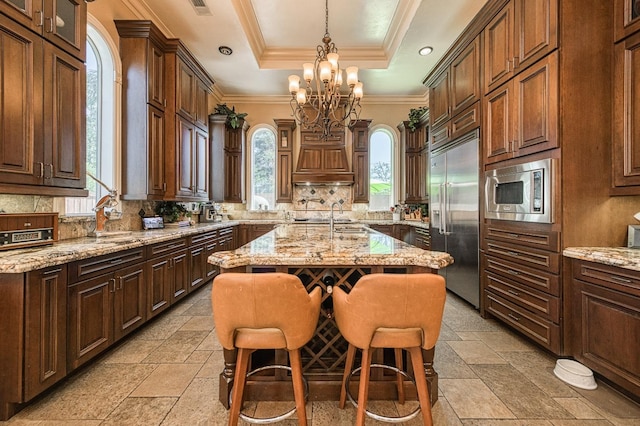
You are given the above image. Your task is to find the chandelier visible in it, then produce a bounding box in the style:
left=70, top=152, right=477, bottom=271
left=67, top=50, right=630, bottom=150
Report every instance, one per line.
left=287, top=0, right=364, bottom=140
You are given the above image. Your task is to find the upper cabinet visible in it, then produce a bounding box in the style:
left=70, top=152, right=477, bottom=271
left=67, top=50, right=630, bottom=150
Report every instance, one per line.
left=116, top=21, right=214, bottom=202
left=0, top=3, right=86, bottom=196
left=0, top=0, right=86, bottom=61
left=351, top=120, right=371, bottom=203
left=483, top=0, right=558, bottom=94
left=615, top=0, right=640, bottom=42
left=274, top=119, right=295, bottom=203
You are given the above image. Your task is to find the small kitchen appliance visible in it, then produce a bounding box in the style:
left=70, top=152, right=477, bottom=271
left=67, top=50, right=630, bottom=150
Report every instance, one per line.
left=0, top=213, right=58, bottom=250
left=199, top=202, right=222, bottom=223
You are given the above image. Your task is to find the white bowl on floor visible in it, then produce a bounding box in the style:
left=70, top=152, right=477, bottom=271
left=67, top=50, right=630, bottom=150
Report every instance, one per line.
left=553, top=359, right=597, bottom=390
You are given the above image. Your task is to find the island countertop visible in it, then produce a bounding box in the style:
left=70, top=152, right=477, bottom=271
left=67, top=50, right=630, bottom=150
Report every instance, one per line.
left=208, top=223, right=453, bottom=270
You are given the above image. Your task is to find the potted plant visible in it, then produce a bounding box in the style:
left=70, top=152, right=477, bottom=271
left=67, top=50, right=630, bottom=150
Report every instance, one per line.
left=154, top=201, right=190, bottom=224
left=407, top=106, right=428, bottom=132
left=214, top=103, right=248, bottom=129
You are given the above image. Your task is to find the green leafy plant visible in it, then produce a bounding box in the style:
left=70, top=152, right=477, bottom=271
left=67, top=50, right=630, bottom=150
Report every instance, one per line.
left=154, top=201, right=190, bottom=223
left=214, top=103, right=248, bottom=129
left=407, top=106, right=428, bottom=132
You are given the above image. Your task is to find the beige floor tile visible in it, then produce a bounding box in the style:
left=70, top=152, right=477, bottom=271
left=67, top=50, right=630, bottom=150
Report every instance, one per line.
left=310, top=401, right=356, bottom=426
left=447, top=340, right=507, bottom=364
left=179, top=315, right=214, bottom=331
left=161, top=378, right=229, bottom=426
left=456, top=331, right=534, bottom=352
left=185, top=350, right=212, bottom=364
left=196, top=330, right=223, bottom=351
left=549, top=420, right=615, bottom=425
left=142, top=330, right=210, bottom=363
left=131, top=364, right=201, bottom=397
left=471, top=364, right=573, bottom=419
left=36, top=422, right=102, bottom=426
left=101, top=339, right=163, bottom=364
left=196, top=350, right=224, bottom=378
left=434, top=341, right=478, bottom=379
left=554, top=398, right=605, bottom=419
left=136, top=315, right=193, bottom=341
left=462, top=421, right=553, bottom=425
left=181, top=298, right=212, bottom=316
left=101, top=397, right=177, bottom=426
left=440, top=378, right=515, bottom=419
left=252, top=400, right=312, bottom=423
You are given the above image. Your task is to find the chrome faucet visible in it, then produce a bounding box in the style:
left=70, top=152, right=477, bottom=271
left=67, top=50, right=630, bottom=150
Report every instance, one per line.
left=330, top=202, right=343, bottom=239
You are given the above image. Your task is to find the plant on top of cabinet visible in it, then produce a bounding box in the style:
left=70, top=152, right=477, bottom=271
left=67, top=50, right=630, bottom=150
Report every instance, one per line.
left=408, top=106, right=428, bottom=132
left=214, top=103, right=248, bottom=129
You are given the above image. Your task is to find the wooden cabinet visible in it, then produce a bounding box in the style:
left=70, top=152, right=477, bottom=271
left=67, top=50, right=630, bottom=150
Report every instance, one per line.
left=239, top=223, right=275, bottom=246
left=615, top=0, right=640, bottom=42
left=189, top=230, right=218, bottom=291
left=398, top=120, right=428, bottom=204
left=483, top=0, right=558, bottom=93
left=0, top=0, right=86, bottom=61
left=482, top=223, right=562, bottom=353
left=223, top=119, right=248, bottom=203
left=429, top=69, right=450, bottom=130
left=613, top=30, right=640, bottom=192
left=570, top=259, right=640, bottom=397
left=484, top=51, right=558, bottom=164
left=0, top=14, right=86, bottom=196
left=450, top=37, right=481, bottom=118
left=275, top=119, right=296, bottom=203
left=24, top=265, right=67, bottom=400
left=68, top=250, right=146, bottom=369
left=413, top=227, right=431, bottom=250
left=352, top=120, right=371, bottom=203
left=293, top=129, right=354, bottom=184
left=116, top=21, right=213, bottom=201
left=146, top=238, right=189, bottom=306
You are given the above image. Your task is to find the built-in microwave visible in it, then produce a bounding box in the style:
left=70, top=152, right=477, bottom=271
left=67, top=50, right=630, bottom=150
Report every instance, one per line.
left=484, top=158, right=554, bottom=223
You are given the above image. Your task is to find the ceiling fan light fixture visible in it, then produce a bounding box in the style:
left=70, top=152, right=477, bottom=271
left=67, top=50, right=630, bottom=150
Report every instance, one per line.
left=419, top=46, right=433, bottom=56
left=218, top=46, right=233, bottom=56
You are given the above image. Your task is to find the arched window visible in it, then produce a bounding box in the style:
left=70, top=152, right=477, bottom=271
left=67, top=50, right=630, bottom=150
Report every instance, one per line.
left=250, top=128, right=276, bottom=210
left=65, top=20, right=118, bottom=214
left=369, top=128, right=395, bottom=211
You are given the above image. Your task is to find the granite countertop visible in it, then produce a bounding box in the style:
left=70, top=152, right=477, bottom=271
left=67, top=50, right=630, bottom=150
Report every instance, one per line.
left=563, top=247, right=640, bottom=272
left=208, top=223, right=451, bottom=270
left=0, top=221, right=240, bottom=274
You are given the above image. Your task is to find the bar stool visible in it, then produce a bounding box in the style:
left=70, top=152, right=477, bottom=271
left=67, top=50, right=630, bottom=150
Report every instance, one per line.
left=333, top=273, right=447, bottom=426
left=212, top=272, right=322, bottom=426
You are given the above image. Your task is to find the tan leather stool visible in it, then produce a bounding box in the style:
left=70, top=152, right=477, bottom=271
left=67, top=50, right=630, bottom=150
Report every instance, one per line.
left=333, top=273, right=446, bottom=426
left=212, top=273, right=321, bottom=426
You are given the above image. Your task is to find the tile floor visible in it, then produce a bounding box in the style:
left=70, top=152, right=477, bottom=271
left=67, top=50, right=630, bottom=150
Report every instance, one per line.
left=2, top=281, right=640, bottom=425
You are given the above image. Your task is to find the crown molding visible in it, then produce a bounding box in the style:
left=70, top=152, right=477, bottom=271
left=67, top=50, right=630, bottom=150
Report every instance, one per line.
left=122, top=0, right=175, bottom=38
left=219, top=93, right=428, bottom=106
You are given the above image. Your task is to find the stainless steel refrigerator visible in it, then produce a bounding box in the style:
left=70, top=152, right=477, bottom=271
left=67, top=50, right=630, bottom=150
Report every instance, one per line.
left=429, top=133, right=479, bottom=308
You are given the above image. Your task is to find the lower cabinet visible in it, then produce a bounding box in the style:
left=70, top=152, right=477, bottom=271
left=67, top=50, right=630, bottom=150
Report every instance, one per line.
left=190, top=230, right=219, bottom=291
left=67, top=262, right=146, bottom=369
left=570, top=259, right=640, bottom=397
left=369, top=223, right=429, bottom=248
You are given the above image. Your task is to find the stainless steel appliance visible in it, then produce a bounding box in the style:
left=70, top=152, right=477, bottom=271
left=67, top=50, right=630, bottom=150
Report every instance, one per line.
left=199, top=202, right=222, bottom=223
left=485, top=158, right=554, bottom=223
left=430, top=133, right=479, bottom=308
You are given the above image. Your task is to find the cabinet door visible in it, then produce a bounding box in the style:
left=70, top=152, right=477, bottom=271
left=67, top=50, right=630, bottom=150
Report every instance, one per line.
left=484, top=81, right=513, bottom=164
left=615, top=0, right=640, bottom=42
left=147, top=106, right=166, bottom=196
left=146, top=256, right=172, bottom=319
left=429, top=69, right=450, bottom=129
left=171, top=250, right=189, bottom=303
left=189, top=244, right=206, bottom=291
left=68, top=273, right=113, bottom=369
left=176, top=116, right=195, bottom=198
left=24, top=265, right=67, bottom=400
left=0, top=0, right=42, bottom=34
left=405, top=125, right=425, bottom=152
left=205, top=239, right=219, bottom=279
left=42, top=0, right=86, bottom=61
left=613, top=31, right=640, bottom=189
left=483, top=0, right=514, bottom=93
left=450, top=37, right=480, bottom=117
left=147, top=40, right=165, bottom=110
left=224, top=151, right=243, bottom=202
left=513, top=52, right=558, bottom=157
left=195, top=79, right=209, bottom=129
left=194, top=127, right=209, bottom=199
left=405, top=151, right=423, bottom=203
left=0, top=18, right=43, bottom=186
left=176, top=59, right=195, bottom=120
left=277, top=151, right=293, bottom=203
left=113, top=263, right=146, bottom=342
left=514, top=0, right=557, bottom=71
left=43, top=42, right=85, bottom=189
left=353, top=151, right=369, bottom=203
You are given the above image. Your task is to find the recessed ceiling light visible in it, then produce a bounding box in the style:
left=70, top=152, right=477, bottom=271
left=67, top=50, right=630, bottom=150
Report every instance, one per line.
left=218, top=46, right=233, bottom=56
left=419, top=46, right=433, bottom=56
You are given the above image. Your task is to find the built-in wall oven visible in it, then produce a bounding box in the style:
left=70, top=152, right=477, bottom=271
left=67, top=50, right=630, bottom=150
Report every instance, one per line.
left=484, top=158, right=555, bottom=223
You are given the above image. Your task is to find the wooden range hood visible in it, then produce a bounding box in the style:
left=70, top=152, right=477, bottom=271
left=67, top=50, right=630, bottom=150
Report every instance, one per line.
left=292, top=130, right=354, bottom=185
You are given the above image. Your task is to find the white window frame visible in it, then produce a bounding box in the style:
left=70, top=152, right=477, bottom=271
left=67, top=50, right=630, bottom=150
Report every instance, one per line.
left=246, top=124, right=277, bottom=211
left=368, top=125, right=400, bottom=211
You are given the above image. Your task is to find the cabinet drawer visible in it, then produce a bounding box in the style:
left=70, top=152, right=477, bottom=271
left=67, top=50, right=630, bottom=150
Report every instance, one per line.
left=485, top=272, right=560, bottom=322
left=486, top=241, right=560, bottom=273
left=147, top=238, right=188, bottom=258
left=190, top=230, right=217, bottom=245
left=486, top=226, right=559, bottom=252
left=572, top=260, right=640, bottom=298
left=485, top=255, right=560, bottom=296
left=218, top=226, right=234, bottom=238
left=69, top=248, right=145, bottom=283
left=450, top=102, right=480, bottom=141
left=430, top=122, right=450, bottom=151
left=485, top=291, right=560, bottom=353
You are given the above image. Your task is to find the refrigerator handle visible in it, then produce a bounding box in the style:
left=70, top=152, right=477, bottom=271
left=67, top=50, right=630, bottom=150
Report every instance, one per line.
left=445, top=182, right=453, bottom=236
left=440, top=182, right=447, bottom=235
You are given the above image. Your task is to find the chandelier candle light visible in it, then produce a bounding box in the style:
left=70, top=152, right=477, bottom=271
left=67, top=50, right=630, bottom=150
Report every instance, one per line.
left=288, top=0, right=364, bottom=140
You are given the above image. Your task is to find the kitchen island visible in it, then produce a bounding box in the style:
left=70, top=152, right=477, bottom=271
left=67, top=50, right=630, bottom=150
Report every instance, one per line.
left=208, top=223, right=453, bottom=407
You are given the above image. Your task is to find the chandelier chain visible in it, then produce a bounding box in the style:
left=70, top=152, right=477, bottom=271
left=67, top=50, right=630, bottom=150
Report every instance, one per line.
left=324, top=0, right=329, bottom=38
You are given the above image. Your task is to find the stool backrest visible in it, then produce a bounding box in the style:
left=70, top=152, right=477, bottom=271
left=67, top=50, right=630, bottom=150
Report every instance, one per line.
left=333, top=273, right=446, bottom=350
left=212, top=272, right=321, bottom=351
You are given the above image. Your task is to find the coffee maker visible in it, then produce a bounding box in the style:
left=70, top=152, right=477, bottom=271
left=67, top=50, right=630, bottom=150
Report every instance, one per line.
left=199, top=202, right=222, bottom=222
